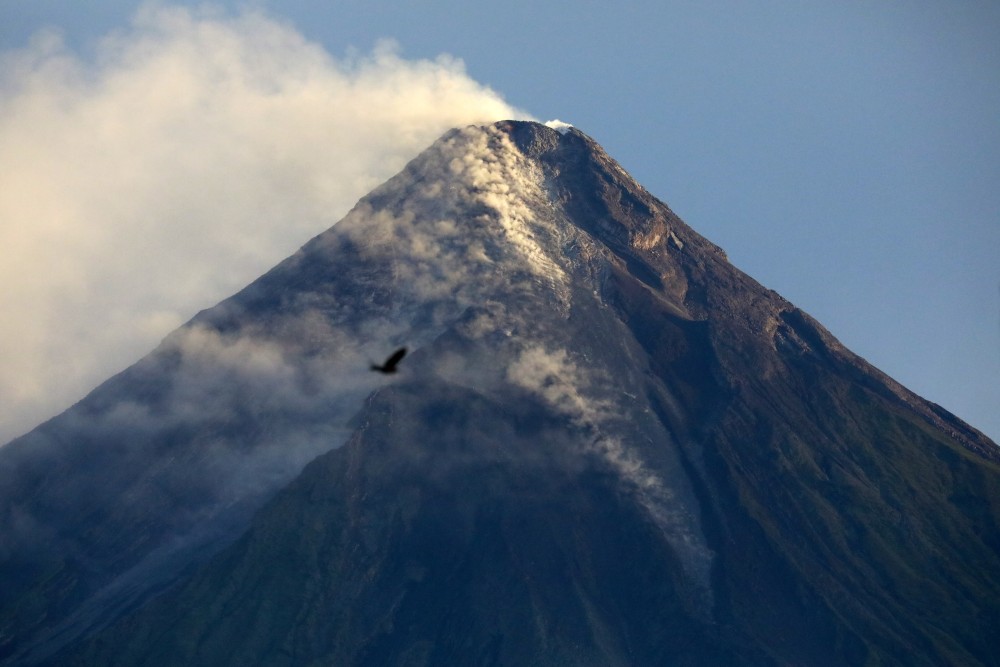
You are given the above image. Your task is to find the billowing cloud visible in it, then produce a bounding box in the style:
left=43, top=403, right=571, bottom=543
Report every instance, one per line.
left=0, top=4, right=529, bottom=443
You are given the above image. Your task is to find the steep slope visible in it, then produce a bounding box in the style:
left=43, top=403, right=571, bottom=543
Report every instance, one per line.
left=3, top=121, right=999, bottom=666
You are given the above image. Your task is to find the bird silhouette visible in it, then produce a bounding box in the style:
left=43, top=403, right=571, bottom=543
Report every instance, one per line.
left=371, top=347, right=407, bottom=374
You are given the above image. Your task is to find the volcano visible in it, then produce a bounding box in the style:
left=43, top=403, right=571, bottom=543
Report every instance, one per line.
left=1, top=121, right=998, bottom=666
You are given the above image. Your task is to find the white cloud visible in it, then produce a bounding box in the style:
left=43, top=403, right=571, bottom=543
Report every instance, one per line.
left=544, top=119, right=573, bottom=134
left=0, top=4, right=529, bottom=443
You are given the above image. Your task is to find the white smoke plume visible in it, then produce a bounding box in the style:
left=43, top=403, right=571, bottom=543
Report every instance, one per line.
left=0, top=4, right=529, bottom=443
left=507, top=343, right=714, bottom=610
left=506, top=346, right=608, bottom=425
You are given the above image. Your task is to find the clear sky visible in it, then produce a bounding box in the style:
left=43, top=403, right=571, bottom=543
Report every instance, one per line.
left=1, top=1, right=998, bottom=443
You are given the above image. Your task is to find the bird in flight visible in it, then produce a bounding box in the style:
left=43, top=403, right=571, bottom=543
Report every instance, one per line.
left=371, top=347, right=407, bottom=374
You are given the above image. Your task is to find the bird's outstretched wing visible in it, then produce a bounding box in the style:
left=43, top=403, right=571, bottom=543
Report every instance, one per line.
left=371, top=347, right=407, bottom=373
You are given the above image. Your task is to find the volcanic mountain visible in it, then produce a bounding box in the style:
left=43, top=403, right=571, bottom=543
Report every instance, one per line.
left=1, top=121, right=998, bottom=666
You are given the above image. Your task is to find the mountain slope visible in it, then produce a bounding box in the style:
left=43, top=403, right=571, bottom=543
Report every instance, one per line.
left=2, top=121, right=998, bottom=666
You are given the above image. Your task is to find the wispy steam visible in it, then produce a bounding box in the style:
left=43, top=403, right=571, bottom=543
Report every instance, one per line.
left=334, top=125, right=569, bottom=316
left=507, top=342, right=714, bottom=610
left=0, top=5, right=528, bottom=443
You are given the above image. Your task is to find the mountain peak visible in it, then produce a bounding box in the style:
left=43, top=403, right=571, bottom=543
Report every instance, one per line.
left=2, top=120, right=998, bottom=666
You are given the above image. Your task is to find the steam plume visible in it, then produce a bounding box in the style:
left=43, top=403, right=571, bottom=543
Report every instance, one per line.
left=0, top=5, right=529, bottom=443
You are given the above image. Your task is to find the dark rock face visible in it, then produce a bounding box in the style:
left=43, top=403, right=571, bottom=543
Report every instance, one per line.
left=2, top=121, right=999, bottom=666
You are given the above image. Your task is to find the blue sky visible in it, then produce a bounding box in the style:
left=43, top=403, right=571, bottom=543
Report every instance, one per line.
left=2, top=1, right=998, bottom=442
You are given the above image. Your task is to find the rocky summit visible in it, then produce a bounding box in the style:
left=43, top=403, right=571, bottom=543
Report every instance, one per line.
left=1, top=121, right=998, bottom=666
